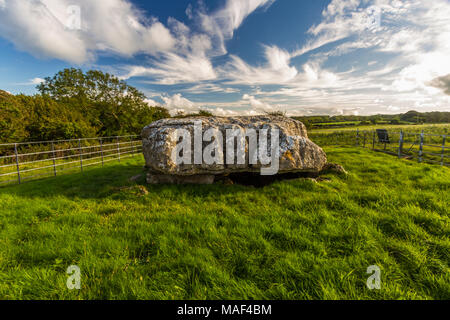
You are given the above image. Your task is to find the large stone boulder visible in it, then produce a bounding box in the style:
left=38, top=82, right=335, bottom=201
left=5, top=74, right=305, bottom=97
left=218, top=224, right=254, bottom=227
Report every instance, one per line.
left=141, top=116, right=327, bottom=184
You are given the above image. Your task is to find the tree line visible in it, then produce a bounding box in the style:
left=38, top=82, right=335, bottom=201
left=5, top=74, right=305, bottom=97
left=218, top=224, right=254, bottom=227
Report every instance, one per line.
left=0, top=68, right=170, bottom=143
left=294, top=110, right=450, bottom=129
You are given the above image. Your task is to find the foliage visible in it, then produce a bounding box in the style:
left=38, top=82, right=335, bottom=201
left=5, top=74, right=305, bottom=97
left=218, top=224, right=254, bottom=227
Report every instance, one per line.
left=19, top=94, right=96, bottom=141
left=37, top=68, right=170, bottom=137
left=265, top=110, right=287, bottom=117
left=0, top=148, right=448, bottom=299
left=0, top=69, right=170, bottom=142
left=0, top=90, right=29, bottom=142
left=173, top=110, right=214, bottom=118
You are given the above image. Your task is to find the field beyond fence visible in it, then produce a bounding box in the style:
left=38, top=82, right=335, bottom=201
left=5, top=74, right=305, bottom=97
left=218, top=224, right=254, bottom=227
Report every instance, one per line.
left=0, top=136, right=142, bottom=186
left=309, top=129, right=449, bottom=167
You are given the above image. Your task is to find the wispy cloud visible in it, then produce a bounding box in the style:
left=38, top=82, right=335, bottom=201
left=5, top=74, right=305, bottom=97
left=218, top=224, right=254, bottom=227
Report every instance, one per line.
left=16, top=77, right=45, bottom=86
left=120, top=53, right=217, bottom=84
left=0, top=0, right=175, bottom=64
left=221, top=45, right=298, bottom=85
left=118, top=0, right=274, bottom=85
left=198, top=0, right=275, bottom=55
left=1, top=0, right=450, bottom=115
left=430, top=74, right=450, bottom=95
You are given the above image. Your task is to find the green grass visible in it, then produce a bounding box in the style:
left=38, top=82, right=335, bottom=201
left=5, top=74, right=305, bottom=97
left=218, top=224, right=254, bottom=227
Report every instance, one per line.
left=313, top=121, right=362, bottom=126
left=310, top=123, right=450, bottom=134
left=0, top=147, right=449, bottom=300
left=308, top=126, right=450, bottom=165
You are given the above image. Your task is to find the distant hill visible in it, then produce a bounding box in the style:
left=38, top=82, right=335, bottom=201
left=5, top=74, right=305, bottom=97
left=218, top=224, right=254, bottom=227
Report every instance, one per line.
left=293, top=110, right=450, bottom=129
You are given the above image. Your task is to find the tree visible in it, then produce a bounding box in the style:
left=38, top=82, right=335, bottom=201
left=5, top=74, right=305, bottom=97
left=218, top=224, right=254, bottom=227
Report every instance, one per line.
left=0, top=90, right=28, bottom=142
left=37, top=68, right=170, bottom=136
left=401, top=110, right=422, bottom=123
left=18, top=94, right=96, bottom=141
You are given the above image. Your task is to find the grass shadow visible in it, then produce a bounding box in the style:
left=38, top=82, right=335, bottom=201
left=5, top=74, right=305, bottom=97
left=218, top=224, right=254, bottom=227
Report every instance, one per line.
left=0, top=158, right=256, bottom=201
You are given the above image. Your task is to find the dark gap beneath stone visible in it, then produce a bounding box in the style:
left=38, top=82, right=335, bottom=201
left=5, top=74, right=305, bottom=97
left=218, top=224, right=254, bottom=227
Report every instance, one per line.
left=216, top=171, right=319, bottom=188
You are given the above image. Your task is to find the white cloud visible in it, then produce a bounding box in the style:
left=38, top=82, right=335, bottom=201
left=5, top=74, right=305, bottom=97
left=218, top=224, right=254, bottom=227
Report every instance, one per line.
left=15, top=77, right=46, bottom=86
left=0, top=0, right=175, bottom=63
left=259, top=0, right=450, bottom=115
left=429, top=74, right=450, bottom=95
left=242, top=94, right=272, bottom=111
left=2, top=0, right=450, bottom=116
left=199, top=0, right=275, bottom=55
left=30, top=77, right=45, bottom=85
left=155, top=92, right=278, bottom=116
left=121, top=53, right=217, bottom=84
left=222, top=45, right=298, bottom=85
left=386, top=105, right=401, bottom=112
left=183, top=83, right=240, bottom=94
left=161, top=93, right=198, bottom=114
left=144, top=98, right=161, bottom=107
left=119, top=0, right=275, bottom=85
left=291, top=0, right=379, bottom=58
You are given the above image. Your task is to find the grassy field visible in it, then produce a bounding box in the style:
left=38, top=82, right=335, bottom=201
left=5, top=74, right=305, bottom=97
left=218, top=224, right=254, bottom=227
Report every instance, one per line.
left=0, top=147, right=448, bottom=300
left=308, top=125, right=450, bottom=165
left=310, top=123, right=450, bottom=134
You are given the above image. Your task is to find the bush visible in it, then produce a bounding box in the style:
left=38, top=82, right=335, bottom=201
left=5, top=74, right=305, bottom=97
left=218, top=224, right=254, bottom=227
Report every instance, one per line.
left=0, top=69, right=171, bottom=142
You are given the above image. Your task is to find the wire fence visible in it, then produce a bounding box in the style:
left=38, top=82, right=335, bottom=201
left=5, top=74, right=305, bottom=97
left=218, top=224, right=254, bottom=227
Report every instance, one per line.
left=0, top=135, right=142, bottom=186
left=309, top=129, right=449, bottom=167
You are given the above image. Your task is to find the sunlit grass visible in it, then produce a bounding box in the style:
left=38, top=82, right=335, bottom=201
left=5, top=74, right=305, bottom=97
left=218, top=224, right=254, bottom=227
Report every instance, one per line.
left=0, top=147, right=448, bottom=300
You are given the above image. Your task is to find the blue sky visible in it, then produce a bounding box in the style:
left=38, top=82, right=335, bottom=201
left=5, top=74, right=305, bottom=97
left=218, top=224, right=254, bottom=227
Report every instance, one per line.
left=0, top=0, right=449, bottom=116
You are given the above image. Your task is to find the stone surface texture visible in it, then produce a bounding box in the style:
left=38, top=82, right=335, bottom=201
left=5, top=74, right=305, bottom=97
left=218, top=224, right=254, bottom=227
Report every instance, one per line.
left=141, top=116, right=327, bottom=183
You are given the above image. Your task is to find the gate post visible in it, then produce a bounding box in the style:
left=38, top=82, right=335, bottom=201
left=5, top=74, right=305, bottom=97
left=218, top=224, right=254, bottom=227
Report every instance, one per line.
left=14, top=143, right=21, bottom=184
left=79, top=139, right=83, bottom=172
left=418, top=131, right=424, bottom=163
left=398, top=130, right=404, bottom=159
left=356, top=129, right=360, bottom=146
left=100, top=138, right=104, bottom=167
left=372, top=131, right=376, bottom=150
left=51, top=142, right=57, bottom=176
left=116, top=137, right=121, bottom=162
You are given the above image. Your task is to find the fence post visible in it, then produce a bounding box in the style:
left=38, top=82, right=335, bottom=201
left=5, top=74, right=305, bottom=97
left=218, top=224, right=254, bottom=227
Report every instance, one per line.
left=398, top=130, right=404, bottom=159
left=117, top=137, right=121, bottom=162
left=441, top=135, right=446, bottom=166
left=372, top=131, right=376, bottom=150
left=418, top=131, right=424, bottom=163
left=79, top=139, right=83, bottom=172
left=51, top=141, right=57, bottom=176
left=130, top=136, right=135, bottom=156
left=356, top=129, right=360, bottom=146
left=100, top=138, right=104, bottom=167
left=14, top=143, right=21, bottom=184
left=363, top=131, right=366, bottom=148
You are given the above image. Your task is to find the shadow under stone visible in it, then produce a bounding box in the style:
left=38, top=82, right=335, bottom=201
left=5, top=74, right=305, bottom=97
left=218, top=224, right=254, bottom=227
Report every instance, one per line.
left=218, top=171, right=320, bottom=188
